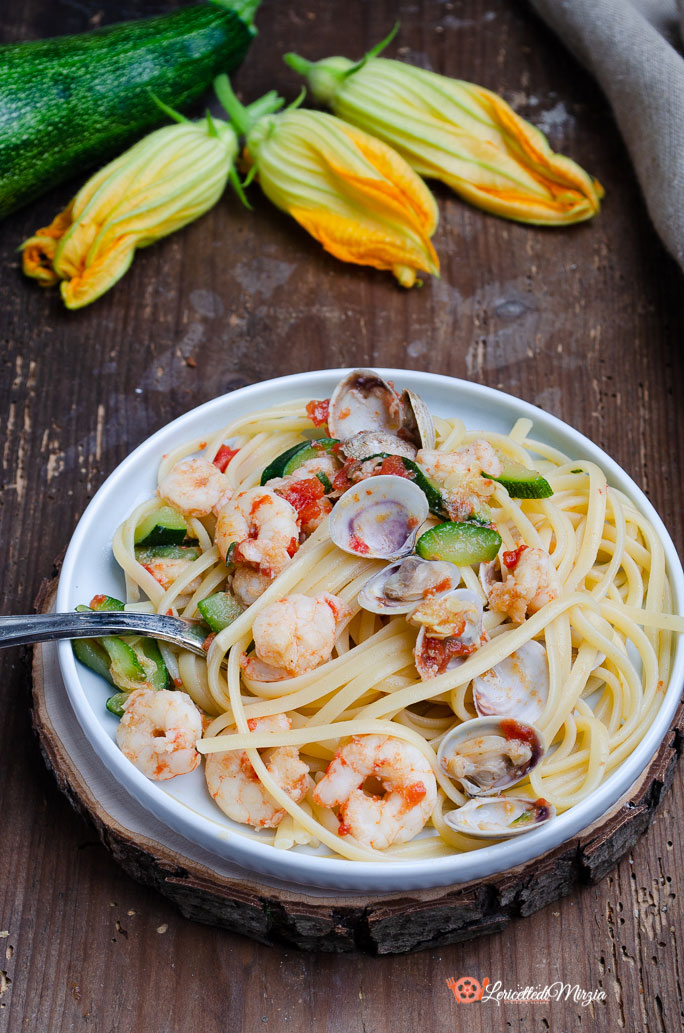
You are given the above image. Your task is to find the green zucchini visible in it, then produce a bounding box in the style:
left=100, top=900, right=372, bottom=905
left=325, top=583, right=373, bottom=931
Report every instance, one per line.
left=84, top=595, right=125, bottom=612
left=106, top=692, right=130, bottom=718
left=134, top=544, right=200, bottom=564
left=73, top=639, right=115, bottom=686
left=0, top=0, right=259, bottom=219
left=197, top=591, right=244, bottom=632
left=365, top=453, right=446, bottom=517
left=417, top=522, right=502, bottom=566
left=485, top=462, right=553, bottom=499
left=101, top=636, right=148, bottom=688
left=261, top=438, right=339, bottom=485
left=134, top=505, right=188, bottom=547
left=138, top=639, right=171, bottom=692
left=74, top=595, right=170, bottom=698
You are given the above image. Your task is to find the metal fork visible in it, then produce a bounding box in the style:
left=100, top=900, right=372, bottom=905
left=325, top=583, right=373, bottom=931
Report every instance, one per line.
left=0, top=611, right=211, bottom=656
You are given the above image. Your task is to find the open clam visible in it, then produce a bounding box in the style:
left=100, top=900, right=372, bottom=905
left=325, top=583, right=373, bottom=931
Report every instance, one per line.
left=329, top=475, right=428, bottom=560
left=357, top=556, right=461, bottom=615
left=341, top=431, right=417, bottom=461
left=400, top=388, right=436, bottom=450
left=473, top=640, right=549, bottom=724
left=328, top=369, right=435, bottom=449
left=410, top=588, right=484, bottom=679
left=328, top=369, right=403, bottom=441
left=436, top=716, right=545, bottom=797
left=444, top=796, right=555, bottom=839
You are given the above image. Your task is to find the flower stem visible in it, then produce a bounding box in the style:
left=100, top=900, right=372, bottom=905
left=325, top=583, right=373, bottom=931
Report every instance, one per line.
left=215, top=76, right=283, bottom=136
left=283, top=53, right=312, bottom=76
left=149, top=92, right=189, bottom=124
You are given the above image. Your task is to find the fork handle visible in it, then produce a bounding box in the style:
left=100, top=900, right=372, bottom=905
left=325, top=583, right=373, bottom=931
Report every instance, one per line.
left=0, top=611, right=201, bottom=651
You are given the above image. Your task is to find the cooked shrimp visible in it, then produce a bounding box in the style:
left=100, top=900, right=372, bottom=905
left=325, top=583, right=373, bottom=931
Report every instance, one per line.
left=312, top=735, right=437, bottom=849
left=158, top=457, right=228, bottom=518
left=417, top=440, right=502, bottom=482
left=417, top=440, right=503, bottom=520
left=215, top=487, right=299, bottom=576
left=241, top=592, right=350, bottom=681
left=139, top=555, right=202, bottom=592
left=205, top=714, right=310, bottom=829
left=483, top=545, right=560, bottom=624
left=232, top=566, right=272, bottom=607
left=115, top=688, right=202, bottom=781
left=265, top=453, right=340, bottom=491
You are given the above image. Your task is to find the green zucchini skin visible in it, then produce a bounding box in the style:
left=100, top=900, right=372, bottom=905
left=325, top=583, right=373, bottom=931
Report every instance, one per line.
left=0, top=2, right=256, bottom=219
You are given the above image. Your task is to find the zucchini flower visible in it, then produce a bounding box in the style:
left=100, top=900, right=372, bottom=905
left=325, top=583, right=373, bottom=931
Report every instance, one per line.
left=21, top=112, right=240, bottom=309
left=215, top=76, right=439, bottom=287
left=285, top=32, right=603, bottom=226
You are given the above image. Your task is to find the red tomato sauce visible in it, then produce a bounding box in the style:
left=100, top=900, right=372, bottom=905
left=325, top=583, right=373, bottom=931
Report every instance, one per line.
left=213, top=444, right=239, bottom=472
left=306, top=398, right=330, bottom=427
left=503, top=544, right=527, bottom=570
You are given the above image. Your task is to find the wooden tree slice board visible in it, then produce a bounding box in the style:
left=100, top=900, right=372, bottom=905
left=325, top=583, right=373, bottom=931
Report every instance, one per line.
left=32, top=575, right=683, bottom=955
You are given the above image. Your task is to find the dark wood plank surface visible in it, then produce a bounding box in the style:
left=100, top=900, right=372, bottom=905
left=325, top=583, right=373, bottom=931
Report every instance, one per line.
left=1, top=0, right=682, bottom=1029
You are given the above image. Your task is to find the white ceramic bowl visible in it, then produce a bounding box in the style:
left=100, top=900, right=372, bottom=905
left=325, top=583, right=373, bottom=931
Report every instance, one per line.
left=56, top=370, right=684, bottom=892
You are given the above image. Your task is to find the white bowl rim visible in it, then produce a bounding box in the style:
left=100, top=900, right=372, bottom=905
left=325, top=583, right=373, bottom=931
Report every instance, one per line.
left=56, top=368, right=684, bottom=893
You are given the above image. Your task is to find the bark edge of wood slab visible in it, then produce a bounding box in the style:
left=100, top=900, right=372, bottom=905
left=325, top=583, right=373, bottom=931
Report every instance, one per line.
left=31, top=572, right=683, bottom=955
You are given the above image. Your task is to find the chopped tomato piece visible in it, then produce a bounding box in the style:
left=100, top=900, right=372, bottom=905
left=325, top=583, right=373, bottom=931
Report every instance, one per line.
left=306, top=398, right=330, bottom=428
left=421, top=636, right=476, bottom=676
left=277, top=477, right=332, bottom=532
left=401, top=781, right=427, bottom=806
left=503, top=544, right=528, bottom=570
left=332, top=463, right=354, bottom=493
left=379, top=455, right=411, bottom=478
left=213, top=444, right=239, bottom=472
left=90, top=594, right=107, bottom=608
left=287, top=536, right=299, bottom=558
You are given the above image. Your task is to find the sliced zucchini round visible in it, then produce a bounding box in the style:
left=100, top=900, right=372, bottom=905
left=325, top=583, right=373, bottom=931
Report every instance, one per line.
left=260, top=438, right=339, bottom=485
left=417, top=522, right=502, bottom=566
left=485, top=462, right=553, bottom=499
left=134, top=505, right=188, bottom=547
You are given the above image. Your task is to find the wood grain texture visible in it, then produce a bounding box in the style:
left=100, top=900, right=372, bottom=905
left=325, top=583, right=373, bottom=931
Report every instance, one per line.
left=30, top=577, right=684, bottom=956
left=1, top=0, right=683, bottom=1029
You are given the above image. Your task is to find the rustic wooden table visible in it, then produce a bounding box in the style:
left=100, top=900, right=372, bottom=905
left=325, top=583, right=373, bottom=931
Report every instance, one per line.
left=1, top=0, right=683, bottom=1030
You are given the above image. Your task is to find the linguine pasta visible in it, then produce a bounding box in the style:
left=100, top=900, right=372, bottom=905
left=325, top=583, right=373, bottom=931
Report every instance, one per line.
left=108, top=394, right=682, bottom=862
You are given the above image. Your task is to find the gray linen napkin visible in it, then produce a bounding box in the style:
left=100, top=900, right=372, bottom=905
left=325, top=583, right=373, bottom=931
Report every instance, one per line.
left=530, top=0, right=684, bottom=272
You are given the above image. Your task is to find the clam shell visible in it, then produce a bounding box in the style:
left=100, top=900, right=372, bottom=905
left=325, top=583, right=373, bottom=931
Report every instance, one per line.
left=414, top=626, right=466, bottom=680
left=329, top=475, right=429, bottom=560
left=444, top=796, right=555, bottom=839
left=479, top=558, right=498, bottom=597
left=357, top=556, right=461, bottom=615
left=473, top=640, right=549, bottom=724
left=400, top=388, right=436, bottom=450
left=411, top=589, right=484, bottom=680
left=341, top=431, right=417, bottom=461
left=436, top=716, right=545, bottom=796
left=328, top=369, right=403, bottom=441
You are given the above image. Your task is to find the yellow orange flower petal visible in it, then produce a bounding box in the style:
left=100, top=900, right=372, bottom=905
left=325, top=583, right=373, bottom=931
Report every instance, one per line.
left=245, top=109, right=439, bottom=285
left=21, top=119, right=237, bottom=308
left=289, top=53, right=603, bottom=226
left=21, top=204, right=74, bottom=286
left=340, top=124, right=438, bottom=235
left=291, top=206, right=435, bottom=287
